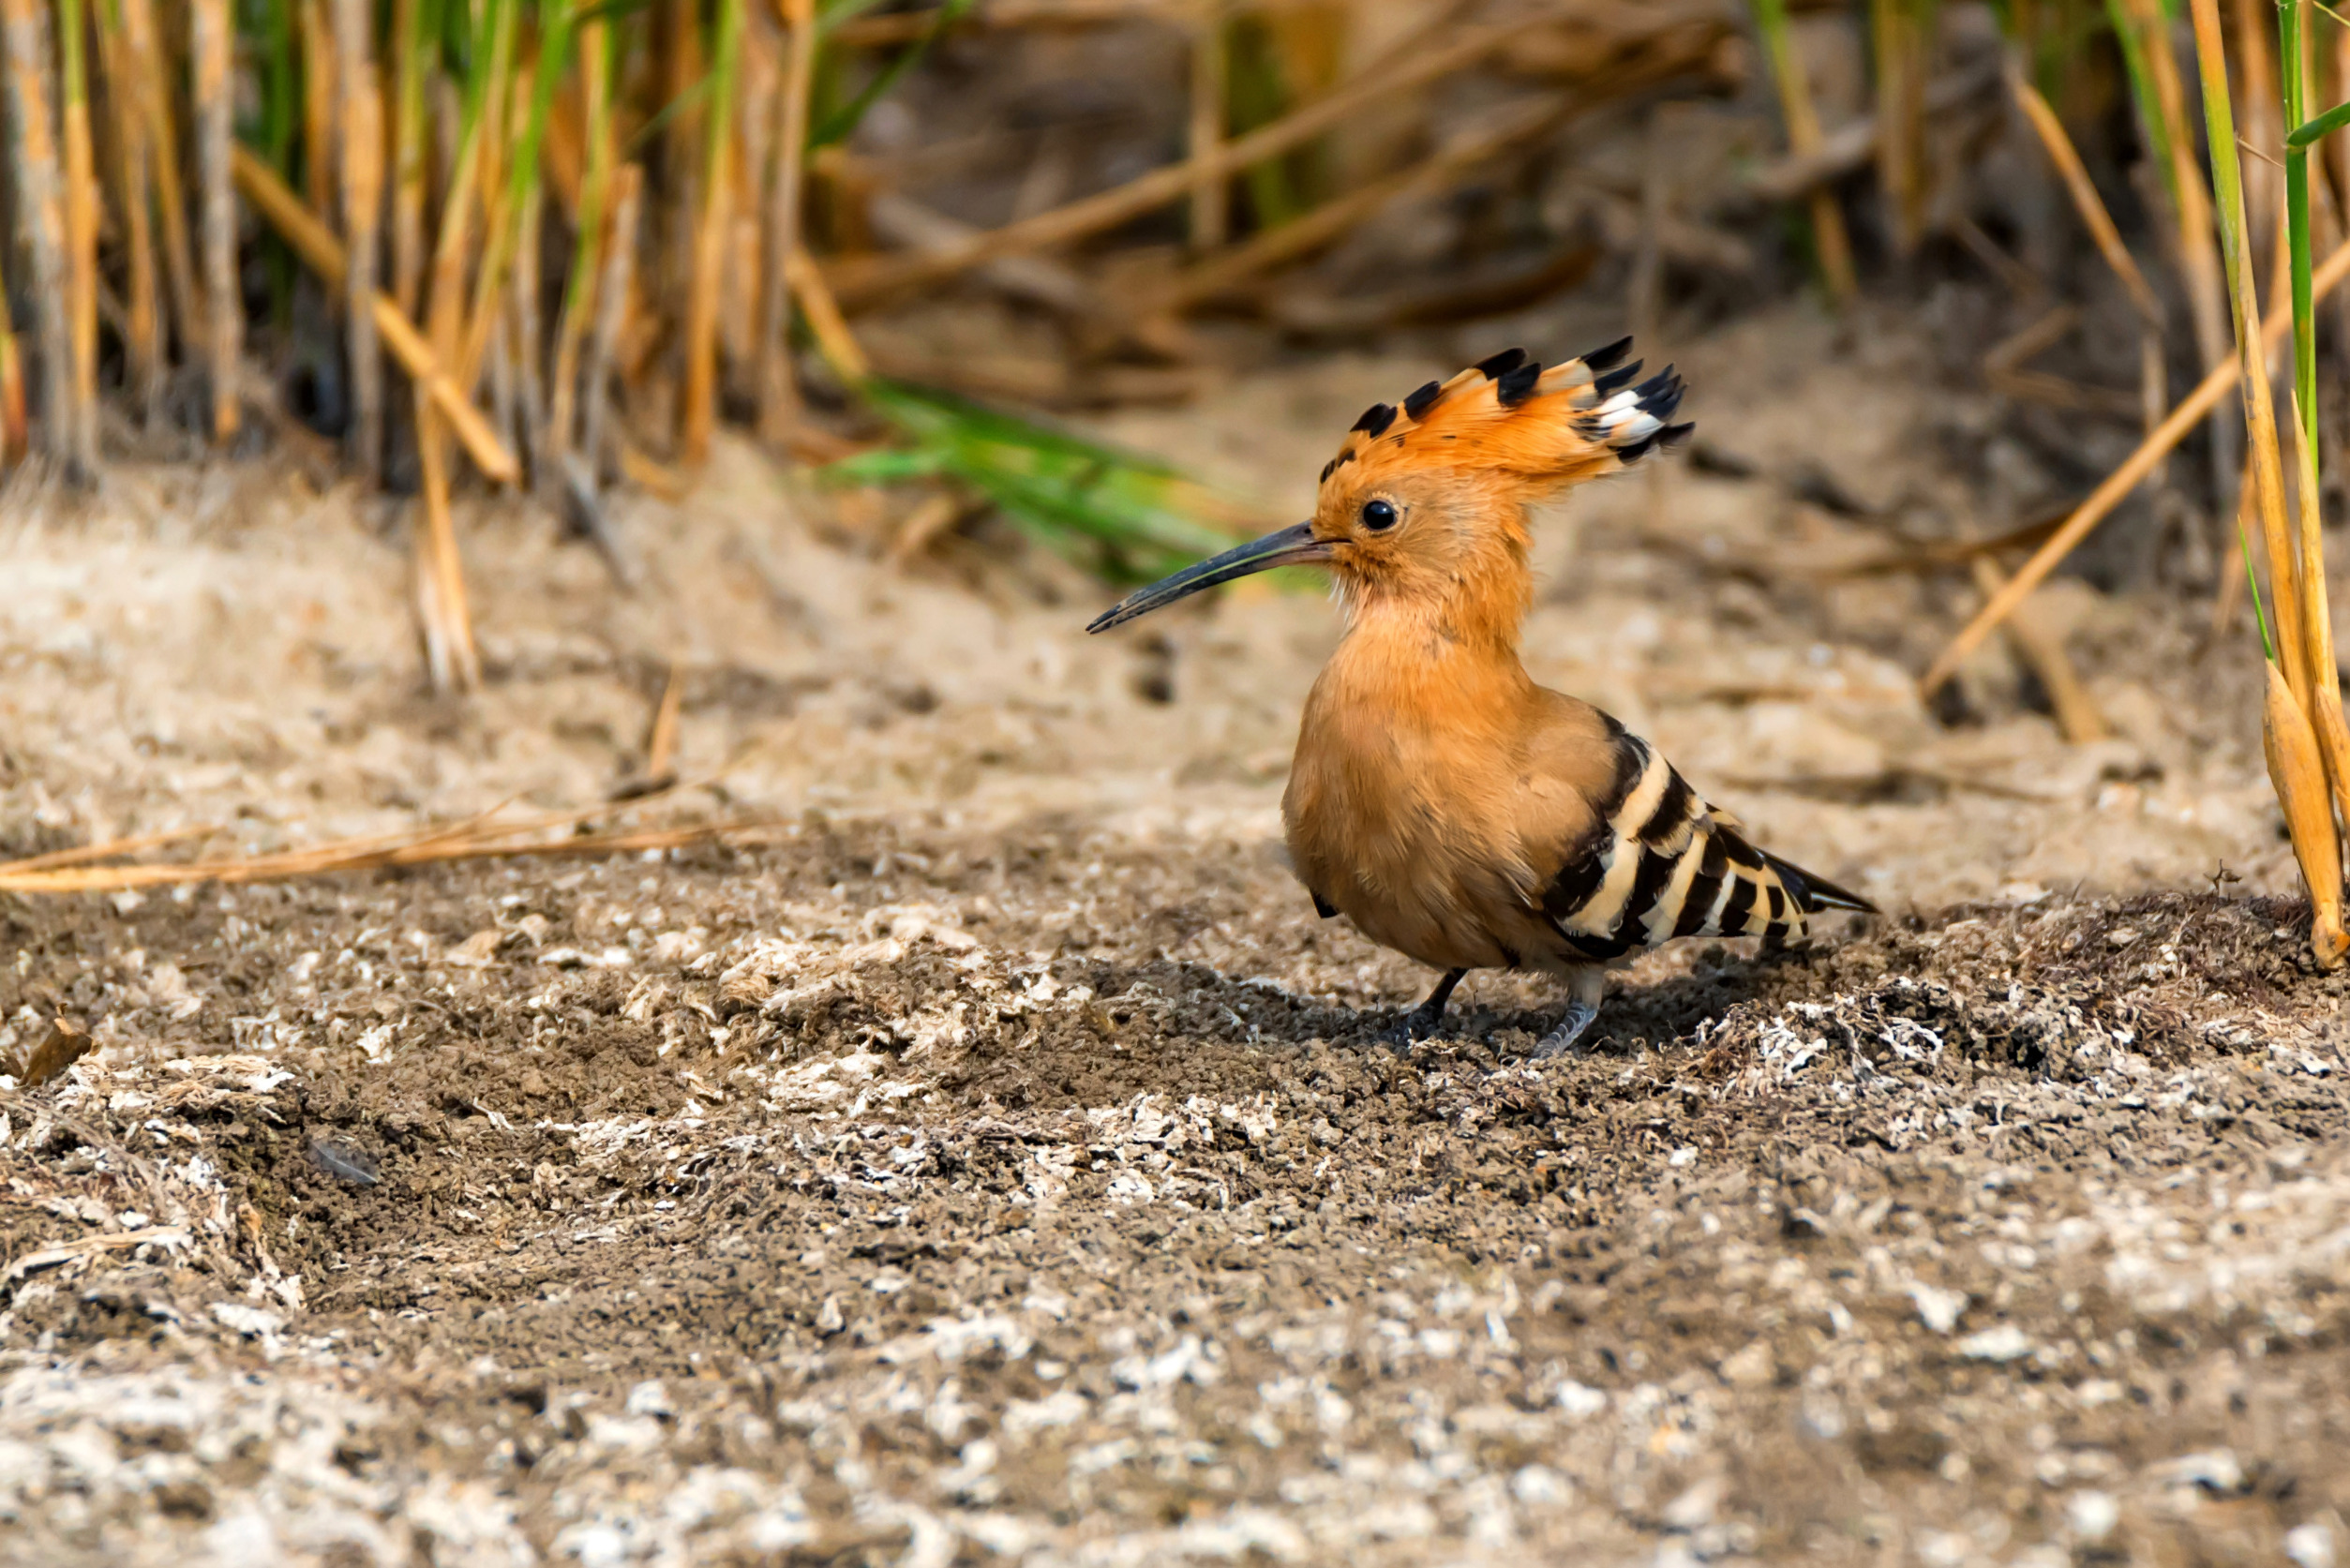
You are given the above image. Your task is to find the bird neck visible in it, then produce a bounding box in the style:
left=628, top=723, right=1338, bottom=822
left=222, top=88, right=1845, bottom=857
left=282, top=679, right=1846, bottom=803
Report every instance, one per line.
left=1329, top=586, right=1534, bottom=710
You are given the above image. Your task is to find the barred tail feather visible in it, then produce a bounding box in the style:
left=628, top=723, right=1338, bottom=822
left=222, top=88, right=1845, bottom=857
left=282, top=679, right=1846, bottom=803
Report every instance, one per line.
left=1759, top=848, right=1879, bottom=916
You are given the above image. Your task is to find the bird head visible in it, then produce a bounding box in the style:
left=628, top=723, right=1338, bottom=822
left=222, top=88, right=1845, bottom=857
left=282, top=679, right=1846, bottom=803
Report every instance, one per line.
left=1086, top=340, right=1690, bottom=636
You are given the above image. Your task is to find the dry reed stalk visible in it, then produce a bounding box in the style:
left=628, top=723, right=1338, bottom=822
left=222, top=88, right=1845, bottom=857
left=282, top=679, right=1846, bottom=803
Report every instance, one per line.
left=786, top=246, right=871, bottom=382
left=1157, top=97, right=1568, bottom=311
left=2115, top=0, right=2236, bottom=511
left=412, top=381, right=481, bottom=691
left=1868, top=0, right=1930, bottom=254
left=1752, top=0, right=1854, bottom=300
left=827, top=15, right=1546, bottom=305
left=1968, top=555, right=2107, bottom=742
left=97, top=0, right=162, bottom=426
left=2233, top=0, right=2282, bottom=263
left=0, top=794, right=763, bottom=895
left=2191, top=0, right=2305, bottom=698
left=59, top=0, right=99, bottom=476
left=510, top=187, right=546, bottom=485
left=231, top=147, right=520, bottom=480
left=643, top=663, right=683, bottom=784
left=579, top=161, right=642, bottom=485
left=299, top=0, right=335, bottom=215
left=1921, top=230, right=2350, bottom=695
left=0, top=248, right=24, bottom=463
left=0, top=824, right=218, bottom=874
left=121, top=0, right=202, bottom=359
left=2287, top=390, right=2350, bottom=825
left=756, top=0, right=816, bottom=439
left=548, top=13, right=611, bottom=474
left=1188, top=0, right=1226, bottom=249
left=2264, top=660, right=2348, bottom=963
left=192, top=0, right=238, bottom=441
left=2, top=0, right=74, bottom=469
left=2004, top=58, right=2169, bottom=476
left=681, top=0, right=744, bottom=467
left=334, top=0, right=382, bottom=479
left=388, top=0, right=425, bottom=316
left=2007, top=66, right=2163, bottom=322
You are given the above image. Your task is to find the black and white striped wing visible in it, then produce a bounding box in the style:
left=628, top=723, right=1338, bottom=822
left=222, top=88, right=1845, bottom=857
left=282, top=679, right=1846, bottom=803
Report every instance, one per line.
left=1537, top=724, right=1812, bottom=961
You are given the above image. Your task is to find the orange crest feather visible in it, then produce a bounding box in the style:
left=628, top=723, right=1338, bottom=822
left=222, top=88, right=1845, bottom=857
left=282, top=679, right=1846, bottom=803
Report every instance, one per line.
left=1316, top=340, right=1690, bottom=500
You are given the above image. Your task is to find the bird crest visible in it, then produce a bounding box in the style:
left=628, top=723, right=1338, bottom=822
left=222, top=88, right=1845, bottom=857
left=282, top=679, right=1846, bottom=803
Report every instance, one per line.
left=1316, top=340, right=1691, bottom=502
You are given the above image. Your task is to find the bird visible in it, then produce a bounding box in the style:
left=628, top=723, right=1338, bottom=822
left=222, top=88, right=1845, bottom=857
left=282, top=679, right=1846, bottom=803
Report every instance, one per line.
left=1085, top=340, right=1878, bottom=1057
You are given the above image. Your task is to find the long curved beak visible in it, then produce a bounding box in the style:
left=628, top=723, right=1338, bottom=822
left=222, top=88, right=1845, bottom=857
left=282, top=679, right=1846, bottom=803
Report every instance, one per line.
left=1085, top=522, right=1331, bottom=634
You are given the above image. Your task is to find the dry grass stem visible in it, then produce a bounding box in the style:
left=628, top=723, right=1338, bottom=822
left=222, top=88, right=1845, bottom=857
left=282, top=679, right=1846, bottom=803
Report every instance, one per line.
left=1969, top=556, right=2108, bottom=743
left=193, top=0, right=238, bottom=441
left=3, top=0, right=76, bottom=469
left=59, top=0, right=99, bottom=475
left=757, top=0, right=817, bottom=439
left=787, top=246, right=871, bottom=383
left=2008, top=66, right=2163, bottom=326
left=336, top=0, right=383, bottom=479
left=826, top=16, right=1547, bottom=305
left=1922, top=231, right=2350, bottom=695
left=580, top=162, right=643, bottom=489
left=2265, top=659, right=2349, bottom=964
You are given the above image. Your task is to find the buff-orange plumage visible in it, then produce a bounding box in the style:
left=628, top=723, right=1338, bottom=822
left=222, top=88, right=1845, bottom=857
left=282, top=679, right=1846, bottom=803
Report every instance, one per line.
left=1089, top=341, right=1874, bottom=1054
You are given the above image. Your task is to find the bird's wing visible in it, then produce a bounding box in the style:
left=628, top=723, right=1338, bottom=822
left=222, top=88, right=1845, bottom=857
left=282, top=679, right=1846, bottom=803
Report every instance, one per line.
left=1524, top=706, right=1848, bottom=956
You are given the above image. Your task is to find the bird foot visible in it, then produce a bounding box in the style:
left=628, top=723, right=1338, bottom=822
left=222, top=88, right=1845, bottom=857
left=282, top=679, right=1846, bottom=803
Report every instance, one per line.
left=1529, top=1000, right=1599, bottom=1059
left=1378, top=1002, right=1448, bottom=1050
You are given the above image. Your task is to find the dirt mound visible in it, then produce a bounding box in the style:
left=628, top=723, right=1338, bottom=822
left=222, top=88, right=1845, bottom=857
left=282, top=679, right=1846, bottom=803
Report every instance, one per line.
left=7, top=823, right=2350, bottom=1564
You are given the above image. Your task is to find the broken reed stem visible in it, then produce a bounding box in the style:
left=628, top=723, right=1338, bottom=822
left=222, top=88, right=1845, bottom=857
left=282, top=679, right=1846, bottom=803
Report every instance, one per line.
left=231, top=148, right=519, bottom=481
left=97, top=0, right=162, bottom=426
left=335, top=0, right=382, bottom=480
left=192, top=0, right=238, bottom=441
left=1751, top=0, right=1854, bottom=301
left=1923, top=231, right=2350, bottom=694
left=59, top=0, right=99, bottom=476
left=682, top=0, right=743, bottom=467
left=826, top=15, right=1543, bottom=305
left=2, top=0, right=75, bottom=470
left=579, top=161, right=642, bottom=485
left=757, top=0, right=817, bottom=440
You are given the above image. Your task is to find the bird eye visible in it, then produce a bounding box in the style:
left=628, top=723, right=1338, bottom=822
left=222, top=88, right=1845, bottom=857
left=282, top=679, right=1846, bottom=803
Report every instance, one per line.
left=1360, top=499, right=1399, bottom=531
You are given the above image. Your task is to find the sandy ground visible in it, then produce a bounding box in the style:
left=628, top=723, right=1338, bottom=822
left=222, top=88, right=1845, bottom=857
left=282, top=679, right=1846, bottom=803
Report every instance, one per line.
left=6, top=302, right=2350, bottom=1566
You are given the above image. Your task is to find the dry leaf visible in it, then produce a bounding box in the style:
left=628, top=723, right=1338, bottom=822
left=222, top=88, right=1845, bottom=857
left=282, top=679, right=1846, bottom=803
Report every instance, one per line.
left=14, top=1016, right=93, bottom=1088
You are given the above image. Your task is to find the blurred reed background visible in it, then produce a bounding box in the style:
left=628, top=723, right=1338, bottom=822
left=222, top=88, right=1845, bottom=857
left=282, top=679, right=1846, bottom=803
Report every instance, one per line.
left=14, top=0, right=2350, bottom=948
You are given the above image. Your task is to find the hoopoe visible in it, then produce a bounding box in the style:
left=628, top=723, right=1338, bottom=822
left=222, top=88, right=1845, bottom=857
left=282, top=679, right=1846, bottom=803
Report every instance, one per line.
left=1087, top=341, right=1877, bottom=1055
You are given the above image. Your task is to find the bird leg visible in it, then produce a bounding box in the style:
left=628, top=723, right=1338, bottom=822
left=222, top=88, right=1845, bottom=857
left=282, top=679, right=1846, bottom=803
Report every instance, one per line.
left=1381, top=967, right=1466, bottom=1048
left=1530, top=967, right=1607, bottom=1058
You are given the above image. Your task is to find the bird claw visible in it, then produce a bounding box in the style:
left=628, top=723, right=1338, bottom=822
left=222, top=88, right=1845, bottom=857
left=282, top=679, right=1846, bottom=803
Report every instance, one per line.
left=1378, top=1006, right=1445, bottom=1051
left=1529, top=1000, right=1598, bottom=1059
